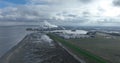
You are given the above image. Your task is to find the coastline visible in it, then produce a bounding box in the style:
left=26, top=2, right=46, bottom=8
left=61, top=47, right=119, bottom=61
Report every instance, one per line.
left=0, top=35, right=29, bottom=63
left=0, top=33, right=81, bottom=63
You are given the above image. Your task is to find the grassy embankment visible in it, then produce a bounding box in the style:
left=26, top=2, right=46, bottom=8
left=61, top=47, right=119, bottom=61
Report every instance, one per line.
left=48, top=34, right=108, bottom=63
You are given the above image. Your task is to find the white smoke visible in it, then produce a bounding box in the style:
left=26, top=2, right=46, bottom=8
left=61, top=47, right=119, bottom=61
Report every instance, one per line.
left=41, top=35, right=53, bottom=42
left=41, top=34, right=55, bottom=47
left=40, top=21, right=58, bottom=28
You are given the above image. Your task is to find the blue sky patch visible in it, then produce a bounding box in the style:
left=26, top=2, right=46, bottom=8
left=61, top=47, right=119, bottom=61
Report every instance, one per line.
left=2, top=0, right=27, bottom=4
left=0, top=0, right=27, bottom=8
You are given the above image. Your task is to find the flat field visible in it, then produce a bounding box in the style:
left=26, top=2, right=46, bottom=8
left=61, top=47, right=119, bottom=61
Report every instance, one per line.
left=48, top=34, right=109, bottom=63
left=67, top=35, right=120, bottom=63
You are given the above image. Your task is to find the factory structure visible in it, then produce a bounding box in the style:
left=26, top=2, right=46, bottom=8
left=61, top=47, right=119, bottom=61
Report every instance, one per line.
left=51, top=30, right=94, bottom=39
left=26, top=21, right=96, bottom=39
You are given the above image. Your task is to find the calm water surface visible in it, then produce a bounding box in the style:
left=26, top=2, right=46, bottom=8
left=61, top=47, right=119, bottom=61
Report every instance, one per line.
left=0, top=26, right=34, bottom=58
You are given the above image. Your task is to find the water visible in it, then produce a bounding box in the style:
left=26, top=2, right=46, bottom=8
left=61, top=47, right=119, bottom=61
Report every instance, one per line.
left=0, top=26, right=34, bottom=58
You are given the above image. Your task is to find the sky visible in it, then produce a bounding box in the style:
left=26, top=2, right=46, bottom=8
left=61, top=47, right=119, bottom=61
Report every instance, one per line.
left=0, top=0, right=120, bottom=26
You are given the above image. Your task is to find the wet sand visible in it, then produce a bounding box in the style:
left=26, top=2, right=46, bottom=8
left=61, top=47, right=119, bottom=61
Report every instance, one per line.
left=0, top=33, right=81, bottom=63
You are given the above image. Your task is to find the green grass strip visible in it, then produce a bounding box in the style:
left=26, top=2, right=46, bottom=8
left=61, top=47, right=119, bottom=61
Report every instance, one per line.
left=48, top=34, right=108, bottom=63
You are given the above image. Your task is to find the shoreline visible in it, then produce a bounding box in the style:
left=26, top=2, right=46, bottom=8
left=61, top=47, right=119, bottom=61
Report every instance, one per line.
left=0, top=35, right=29, bottom=63
left=0, top=33, right=81, bottom=63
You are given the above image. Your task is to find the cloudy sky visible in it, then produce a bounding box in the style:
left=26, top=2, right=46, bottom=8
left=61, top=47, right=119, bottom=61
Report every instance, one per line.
left=0, top=0, right=120, bottom=26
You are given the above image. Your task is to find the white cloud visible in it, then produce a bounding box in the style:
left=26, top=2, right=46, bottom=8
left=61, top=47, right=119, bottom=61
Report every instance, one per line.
left=0, top=0, right=120, bottom=26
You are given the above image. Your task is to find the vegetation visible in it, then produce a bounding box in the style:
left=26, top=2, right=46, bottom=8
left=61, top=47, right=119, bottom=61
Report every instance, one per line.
left=48, top=34, right=108, bottom=63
